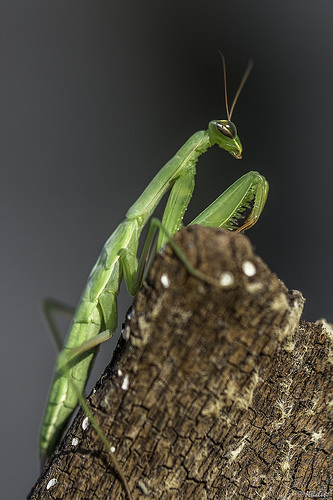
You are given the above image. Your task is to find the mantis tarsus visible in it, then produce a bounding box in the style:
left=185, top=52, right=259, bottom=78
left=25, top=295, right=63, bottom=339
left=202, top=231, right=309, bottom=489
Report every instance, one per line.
left=40, top=55, right=268, bottom=494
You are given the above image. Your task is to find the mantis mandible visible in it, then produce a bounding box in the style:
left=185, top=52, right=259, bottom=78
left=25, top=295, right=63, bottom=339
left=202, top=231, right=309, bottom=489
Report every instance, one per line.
left=40, top=55, right=269, bottom=464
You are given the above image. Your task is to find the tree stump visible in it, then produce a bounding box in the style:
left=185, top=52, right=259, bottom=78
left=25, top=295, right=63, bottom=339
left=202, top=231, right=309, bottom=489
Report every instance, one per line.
left=28, top=226, right=332, bottom=499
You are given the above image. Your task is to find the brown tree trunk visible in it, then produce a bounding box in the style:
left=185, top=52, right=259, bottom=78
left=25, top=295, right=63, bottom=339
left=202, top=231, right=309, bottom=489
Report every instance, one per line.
left=28, top=226, right=332, bottom=500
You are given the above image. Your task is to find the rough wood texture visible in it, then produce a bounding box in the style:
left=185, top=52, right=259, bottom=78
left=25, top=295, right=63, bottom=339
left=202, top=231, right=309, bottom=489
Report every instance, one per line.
left=28, top=226, right=332, bottom=499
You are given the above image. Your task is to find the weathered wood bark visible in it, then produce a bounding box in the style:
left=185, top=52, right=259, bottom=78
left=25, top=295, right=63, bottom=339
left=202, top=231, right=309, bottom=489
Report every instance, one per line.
left=28, top=226, right=332, bottom=499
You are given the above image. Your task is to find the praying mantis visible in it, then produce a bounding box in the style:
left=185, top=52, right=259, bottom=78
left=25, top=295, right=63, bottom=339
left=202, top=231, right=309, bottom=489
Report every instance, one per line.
left=40, top=55, right=269, bottom=476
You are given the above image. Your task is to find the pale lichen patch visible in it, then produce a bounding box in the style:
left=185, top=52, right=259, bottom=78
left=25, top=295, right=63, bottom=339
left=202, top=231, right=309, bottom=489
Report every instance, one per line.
left=280, top=377, right=292, bottom=395
left=280, top=291, right=305, bottom=343
left=278, top=441, right=295, bottom=478
left=46, top=478, right=57, bottom=490
left=223, top=379, right=238, bottom=406
left=315, top=318, right=333, bottom=341
left=274, top=398, right=293, bottom=427
left=304, top=396, right=320, bottom=416
left=126, top=307, right=134, bottom=321
left=270, top=291, right=305, bottom=344
left=283, top=340, right=296, bottom=352
left=316, top=319, right=333, bottom=364
left=245, top=281, right=264, bottom=293
left=121, top=374, right=130, bottom=391
left=121, top=324, right=130, bottom=341
left=201, top=399, right=223, bottom=418
left=242, top=260, right=256, bottom=277
left=137, top=480, right=150, bottom=495
left=82, top=416, right=89, bottom=431
left=160, top=273, right=170, bottom=288
left=270, top=293, right=289, bottom=312
left=227, top=436, right=248, bottom=463
left=219, top=270, right=234, bottom=287
left=71, top=437, right=79, bottom=447
left=279, top=457, right=291, bottom=475
left=310, top=429, right=325, bottom=445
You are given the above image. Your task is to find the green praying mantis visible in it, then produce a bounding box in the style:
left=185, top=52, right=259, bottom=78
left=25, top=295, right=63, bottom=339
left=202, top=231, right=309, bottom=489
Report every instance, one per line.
left=40, top=55, right=269, bottom=479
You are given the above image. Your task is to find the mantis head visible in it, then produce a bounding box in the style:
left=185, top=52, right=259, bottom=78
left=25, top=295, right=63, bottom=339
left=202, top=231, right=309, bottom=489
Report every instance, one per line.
left=209, top=53, right=253, bottom=160
left=208, top=119, right=242, bottom=159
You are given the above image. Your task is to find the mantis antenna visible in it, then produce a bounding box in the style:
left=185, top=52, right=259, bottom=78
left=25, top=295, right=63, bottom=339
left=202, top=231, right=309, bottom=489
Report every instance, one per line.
left=219, top=51, right=254, bottom=120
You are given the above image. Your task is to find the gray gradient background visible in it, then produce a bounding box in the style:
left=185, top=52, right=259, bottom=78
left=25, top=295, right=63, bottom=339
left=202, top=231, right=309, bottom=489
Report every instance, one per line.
left=1, top=2, right=332, bottom=498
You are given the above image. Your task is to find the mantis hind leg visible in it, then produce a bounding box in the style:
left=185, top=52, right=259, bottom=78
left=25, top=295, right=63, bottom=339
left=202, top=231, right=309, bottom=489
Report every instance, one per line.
left=64, top=375, right=132, bottom=499
left=42, top=301, right=132, bottom=498
left=42, top=298, right=113, bottom=358
left=42, top=298, right=76, bottom=351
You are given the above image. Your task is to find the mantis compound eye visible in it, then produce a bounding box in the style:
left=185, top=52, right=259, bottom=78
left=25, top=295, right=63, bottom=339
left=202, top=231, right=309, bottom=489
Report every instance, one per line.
left=216, top=120, right=237, bottom=139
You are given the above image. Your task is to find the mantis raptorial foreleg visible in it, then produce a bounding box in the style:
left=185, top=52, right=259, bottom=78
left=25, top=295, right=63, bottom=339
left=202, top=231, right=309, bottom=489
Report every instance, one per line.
left=39, top=56, right=269, bottom=499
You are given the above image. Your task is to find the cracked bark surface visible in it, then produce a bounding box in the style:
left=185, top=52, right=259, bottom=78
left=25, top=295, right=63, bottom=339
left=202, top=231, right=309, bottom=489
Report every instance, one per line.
left=28, top=226, right=332, bottom=500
